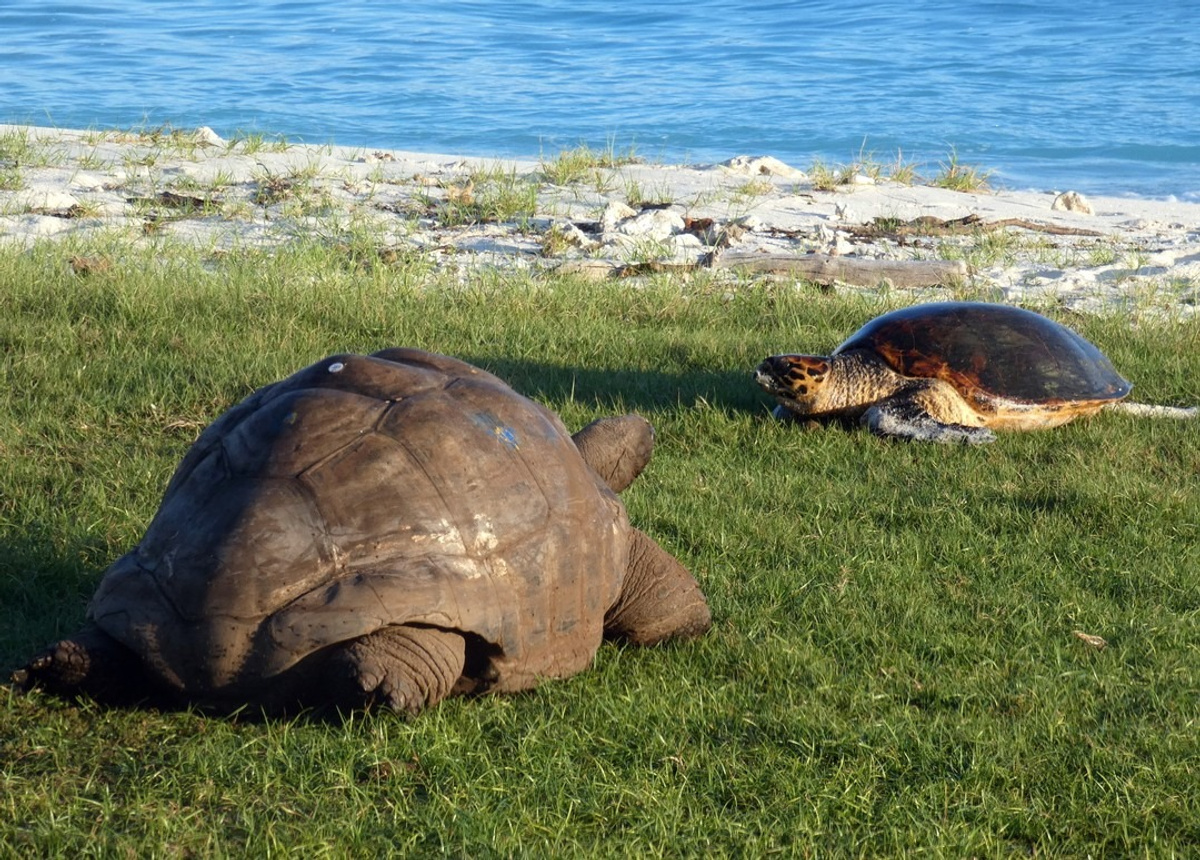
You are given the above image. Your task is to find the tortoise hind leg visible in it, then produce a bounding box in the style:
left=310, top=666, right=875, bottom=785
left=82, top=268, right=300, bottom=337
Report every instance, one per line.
left=327, top=625, right=466, bottom=715
left=605, top=528, right=711, bottom=645
left=571, top=414, right=655, bottom=493
left=13, top=623, right=159, bottom=705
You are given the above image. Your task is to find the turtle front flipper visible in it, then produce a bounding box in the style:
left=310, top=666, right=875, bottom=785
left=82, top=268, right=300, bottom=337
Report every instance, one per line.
left=571, top=414, right=655, bottom=493
left=327, top=625, right=467, bottom=715
left=604, top=529, right=711, bottom=645
left=864, top=392, right=996, bottom=444
left=12, top=623, right=162, bottom=705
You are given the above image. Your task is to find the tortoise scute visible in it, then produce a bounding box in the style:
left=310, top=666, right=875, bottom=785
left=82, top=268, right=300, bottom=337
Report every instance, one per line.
left=369, top=346, right=502, bottom=381
left=278, top=352, right=451, bottom=401
left=223, top=388, right=390, bottom=478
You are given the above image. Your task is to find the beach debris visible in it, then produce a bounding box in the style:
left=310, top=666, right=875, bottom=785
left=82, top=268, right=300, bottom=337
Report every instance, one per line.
left=721, top=155, right=806, bottom=180
left=1073, top=630, right=1108, bottom=649
left=600, top=200, right=638, bottom=232
left=556, top=259, right=623, bottom=281
left=617, top=207, right=685, bottom=239
left=847, top=214, right=1102, bottom=240
left=1052, top=190, right=1095, bottom=215
left=815, top=223, right=854, bottom=256
left=443, top=179, right=475, bottom=205
left=716, top=251, right=968, bottom=288
left=68, top=255, right=112, bottom=276
left=127, top=190, right=216, bottom=212
left=194, top=126, right=225, bottom=147
left=542, top=220, right=596, bottom=254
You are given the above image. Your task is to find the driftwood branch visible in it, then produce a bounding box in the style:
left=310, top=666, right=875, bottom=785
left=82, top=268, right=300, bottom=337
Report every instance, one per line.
left=556, top=252, right=968, bottom=288
left=846, top=214, right=1102, bottom=240
left=712, top=252, right=968, bottom=288
left=988, top=218, right=1102, bottom=236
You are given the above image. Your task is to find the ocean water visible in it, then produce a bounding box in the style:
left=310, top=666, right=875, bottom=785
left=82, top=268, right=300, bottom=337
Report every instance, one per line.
left=2, top=0, right=1199, bottom=200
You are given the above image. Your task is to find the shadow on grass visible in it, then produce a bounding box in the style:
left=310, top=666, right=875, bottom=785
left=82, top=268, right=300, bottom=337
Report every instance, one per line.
left=459, top=354, right=767, bottom=417
left=1, top=524, right=105, bottom=668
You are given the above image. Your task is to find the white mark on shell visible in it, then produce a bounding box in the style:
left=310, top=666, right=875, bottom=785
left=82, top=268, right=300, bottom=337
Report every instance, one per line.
left=472, top=514, right=499, bottom=553
left=328, top=361, right=345, bottom=373
left=408, top=519, right=467, bottom=554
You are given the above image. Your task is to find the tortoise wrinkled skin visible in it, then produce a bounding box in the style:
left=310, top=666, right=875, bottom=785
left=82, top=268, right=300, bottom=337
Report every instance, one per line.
left=14, top=347, right=711, bottom=714
left=756, top=302, right=1136, bottom=443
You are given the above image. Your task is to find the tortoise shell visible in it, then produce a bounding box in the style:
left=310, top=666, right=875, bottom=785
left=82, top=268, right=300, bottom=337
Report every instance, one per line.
left=836, top=302, right=1132, bottom=406
left=86, top=347, right=627, bottom=700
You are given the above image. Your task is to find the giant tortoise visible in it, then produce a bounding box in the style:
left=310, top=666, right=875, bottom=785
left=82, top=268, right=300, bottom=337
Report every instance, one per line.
left=14, top=348, right=711, bottom=714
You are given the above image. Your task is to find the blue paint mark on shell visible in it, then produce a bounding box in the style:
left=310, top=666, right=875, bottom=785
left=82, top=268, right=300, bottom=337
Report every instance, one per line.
left=493, top=425, right=519, bottom=449
left=472, top=412, right=520, bottom=449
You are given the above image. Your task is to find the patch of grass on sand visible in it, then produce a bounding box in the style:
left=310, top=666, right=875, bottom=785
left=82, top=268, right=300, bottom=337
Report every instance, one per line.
left=0, top=126, right=66, bottom=190
left=424, top=163, right=539, bottom=228
left=932, top=148, right=992, bottom=193
left=2, top=240, right=1198, bottom=856
left=540, top=140, right=641, bottom=186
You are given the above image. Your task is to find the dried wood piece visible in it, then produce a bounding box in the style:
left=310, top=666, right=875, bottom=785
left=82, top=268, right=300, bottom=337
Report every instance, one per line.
left=849, top=214, right=1102, bottom=240
left=713, top=252, right=969, bottom=288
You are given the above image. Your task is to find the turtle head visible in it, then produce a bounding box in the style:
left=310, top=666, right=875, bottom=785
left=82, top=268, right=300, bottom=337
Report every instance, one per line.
left=754, top=354, right=833, bottom=417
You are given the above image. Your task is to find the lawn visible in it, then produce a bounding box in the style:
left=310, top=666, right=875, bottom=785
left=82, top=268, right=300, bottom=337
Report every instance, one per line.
left=2, top=239, right=1198, bottom=857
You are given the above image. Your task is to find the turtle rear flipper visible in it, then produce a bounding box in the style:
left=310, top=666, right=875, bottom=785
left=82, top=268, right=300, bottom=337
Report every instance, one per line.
left=1106, top=401, right=1199, bottom=420
left=13, top=624, right=161, bottom=705
left=864, top=395, right=996, bottom=444
left=604, top=529, right=711, bottom=645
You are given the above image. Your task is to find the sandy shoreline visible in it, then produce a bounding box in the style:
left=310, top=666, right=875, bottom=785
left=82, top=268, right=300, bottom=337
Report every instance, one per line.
left=3, top=124, right=1200, bottom=315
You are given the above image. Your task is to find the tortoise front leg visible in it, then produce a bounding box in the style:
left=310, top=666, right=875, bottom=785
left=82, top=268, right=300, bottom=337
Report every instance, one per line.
left=328, top=625, right=467, bottom=715
left=605, top=528, right=711, bottom=645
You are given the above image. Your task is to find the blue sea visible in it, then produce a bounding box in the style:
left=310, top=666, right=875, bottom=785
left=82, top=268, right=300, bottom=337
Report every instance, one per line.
left=3, top=1, right=1199, bottom=200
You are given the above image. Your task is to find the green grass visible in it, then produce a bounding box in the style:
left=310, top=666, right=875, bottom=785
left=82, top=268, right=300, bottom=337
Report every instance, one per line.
left=931, top=149, right=992, bottom=193
left=540, top=141, right=641, bottom=186
left=2, top=240, right=1199, bottom=856
left=807, top=147, right=988, bottom=193
left=0, top=127, right=50, bottom=191
left=421, top=164, right=540, bottom=228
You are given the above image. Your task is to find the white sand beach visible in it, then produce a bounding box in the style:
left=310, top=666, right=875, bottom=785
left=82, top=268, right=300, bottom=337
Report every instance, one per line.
left=3, top=124, right=1199, bottom=316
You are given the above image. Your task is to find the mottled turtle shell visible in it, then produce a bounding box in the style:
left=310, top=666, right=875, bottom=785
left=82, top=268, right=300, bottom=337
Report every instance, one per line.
left=87, top=348, right=627, bottom=699
left=836, top=302, right=1132, bottom=407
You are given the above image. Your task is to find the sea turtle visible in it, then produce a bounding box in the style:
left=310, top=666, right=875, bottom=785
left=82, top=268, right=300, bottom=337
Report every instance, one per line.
left=13, top=347, right=711, bottom=715
left=754, top=301, right=1197, bottom=444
